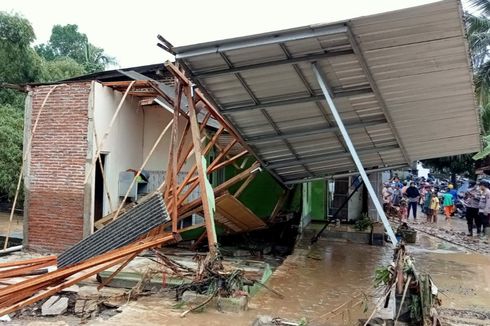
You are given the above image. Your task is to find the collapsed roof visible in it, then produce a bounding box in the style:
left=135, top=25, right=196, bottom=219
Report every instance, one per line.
left=171, top=0, right=480, bottom=185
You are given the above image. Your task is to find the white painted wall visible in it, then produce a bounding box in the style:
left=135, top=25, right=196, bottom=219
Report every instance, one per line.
left=142, top=105, right=192, bottom=172
left=92, top=83, right=194, bottom=218
left=348, top=176, right=363, bottom=221
left=93, top=83, right=144, bottom=216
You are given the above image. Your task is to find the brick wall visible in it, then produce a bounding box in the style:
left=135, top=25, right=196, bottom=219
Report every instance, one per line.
left=26, top=83, right=91, bottom=253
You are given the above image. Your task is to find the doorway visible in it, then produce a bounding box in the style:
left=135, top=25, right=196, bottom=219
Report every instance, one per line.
left=94, top=153, right=107, bottom=223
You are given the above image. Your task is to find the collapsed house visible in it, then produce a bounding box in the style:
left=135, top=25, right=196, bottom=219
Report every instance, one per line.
left=0, top=0, right=482, bottom=321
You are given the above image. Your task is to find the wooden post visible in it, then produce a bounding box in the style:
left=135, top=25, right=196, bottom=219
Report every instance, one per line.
left=171, top=83, right=182, bottom=233
left=184, top=85, right=218, bottom=255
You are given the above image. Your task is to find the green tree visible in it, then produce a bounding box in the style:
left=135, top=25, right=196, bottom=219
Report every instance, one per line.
left=36, top=24, right=115, bottom=73
left=422, top=1, right=490, bottom=172
left=0, top=12, right=43, bottom=105
left=467, top=1, right=490, bottom=160
left=0, top=105, right=23, bottom=199
left=0, top=13, right=98, bottom=201
left=41, top=57, right=86, bottom=82
left=422, top=155, right=475, bottom=184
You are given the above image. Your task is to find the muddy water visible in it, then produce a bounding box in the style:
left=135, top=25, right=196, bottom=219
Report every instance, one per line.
left=407, top=234, right=490, bottom=324
left=89, top=240, right=394, bottom=326
left=86, top=233, right=490, bottom=326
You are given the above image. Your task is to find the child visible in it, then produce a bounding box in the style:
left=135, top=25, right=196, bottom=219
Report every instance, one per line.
left=399, top=199, right=408, bottom=223
left=426, top=191, right=433, bottom=223
left=442, top=191, right=454, bottom=222
left=430, top=191, right=440, bottom=223
left=424, top=187, right=432, bottom=221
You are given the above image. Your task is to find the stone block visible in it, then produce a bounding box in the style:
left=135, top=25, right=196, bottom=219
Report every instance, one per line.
left=41, top=296, right=68, bottom=316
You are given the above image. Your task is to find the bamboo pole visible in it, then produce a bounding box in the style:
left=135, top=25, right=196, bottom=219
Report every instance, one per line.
left=178, top=162, right=260, bottom=216
left=233, top=173, right=257, bottom=198
left=112, top=118, right=174, bottom=221
left=4, top=84, right=64, bottom=250
left=175, top=147, right=245, bottom=207
left=97, top=251, right=139, bottom=290
left=173, top=127, right=225, bottom=199
left=84, top=81, right=136, bottom=184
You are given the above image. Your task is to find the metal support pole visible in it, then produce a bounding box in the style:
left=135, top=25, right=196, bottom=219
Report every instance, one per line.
left=312, top=62, right=398, bottom=247
left=311, top=176, right=364, bottom=245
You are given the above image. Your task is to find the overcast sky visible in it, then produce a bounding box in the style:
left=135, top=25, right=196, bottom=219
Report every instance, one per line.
left=3, top=0, right=474, bottom=68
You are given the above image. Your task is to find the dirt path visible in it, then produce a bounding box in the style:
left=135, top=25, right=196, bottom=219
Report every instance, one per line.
left=404, top=215, right=490, bottom=255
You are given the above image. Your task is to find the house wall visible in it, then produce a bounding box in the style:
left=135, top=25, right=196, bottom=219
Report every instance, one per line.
left=142, top=105, right=192, bottom=172
left=310, top=180, right=326, bottom=221
left=93, top=83, right=144, bottom=217
left=225, top=158, right=284, bottom=219
left=93, top=85, right=192, bottom=217
left=348, top=176, right=363, bottom=220
left=24, top=83, right=91, bottom=252
left=24, top=82, right=195, bottom=252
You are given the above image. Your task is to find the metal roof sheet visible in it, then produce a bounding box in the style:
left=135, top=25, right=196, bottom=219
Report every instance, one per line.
left=173, top=0, right=480, bottom=184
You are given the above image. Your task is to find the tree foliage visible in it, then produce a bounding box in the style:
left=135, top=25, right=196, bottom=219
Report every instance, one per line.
left=35, top=24, right=115, bottom=74
left=0, top=12, right=43, bottom=105
left=0, top=12, right=116, bottom=201
left=0, top=105, right=23, bottom=199
left=422, top=1, right=490, bottom=172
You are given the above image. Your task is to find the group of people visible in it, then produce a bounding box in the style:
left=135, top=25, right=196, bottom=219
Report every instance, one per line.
left=460, top=180, right=490, bottom=237
left=381, top=177, right=490, bottom=238
left=382, top=177, right=423, bottom=222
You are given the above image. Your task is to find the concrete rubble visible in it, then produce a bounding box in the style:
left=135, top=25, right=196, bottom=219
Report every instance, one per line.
left=41, top=296, right=68, bottom=316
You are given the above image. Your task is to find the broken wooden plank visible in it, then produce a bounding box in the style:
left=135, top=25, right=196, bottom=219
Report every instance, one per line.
left=215, top=194, right=267, bottom=232
left=0, top=256, right=56, bottom=269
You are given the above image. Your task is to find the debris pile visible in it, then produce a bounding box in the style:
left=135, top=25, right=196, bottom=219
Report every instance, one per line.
left=365, top=244, right=441, bottom=325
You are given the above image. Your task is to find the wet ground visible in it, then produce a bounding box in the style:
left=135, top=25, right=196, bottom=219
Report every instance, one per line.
left=0, top=212, right=23, bottom=239
left=406, top=234, right=490, bottom=325
left=10, top=217, right=490, bottom=326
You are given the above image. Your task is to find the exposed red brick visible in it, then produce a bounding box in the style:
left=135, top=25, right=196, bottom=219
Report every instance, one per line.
left=26, top=83, right=91, bottom=253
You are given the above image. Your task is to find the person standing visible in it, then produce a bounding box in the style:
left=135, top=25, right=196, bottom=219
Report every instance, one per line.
left=423, top=185, right=432, bottom=220
left=464, top=180, right=480, bottom=236
left=477, top=180, right=490, bottom=238
left=401, top=182, right=408, bottom=196
left=448, top=184, right=458, bottom=215
left=442, top=190, right=454, bottom=222
left=391, top=183, right=402, bottom=208
left=430, top=191, right=440, bottom=223
left=406, top=182, right=420, bottom=220
left=425, top=191, right=434, bottom=223
left=382, top=182, right=392, bottom=213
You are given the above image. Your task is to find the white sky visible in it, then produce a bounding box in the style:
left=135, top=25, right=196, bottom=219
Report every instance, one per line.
left=2, top=0, right=473, bottom=68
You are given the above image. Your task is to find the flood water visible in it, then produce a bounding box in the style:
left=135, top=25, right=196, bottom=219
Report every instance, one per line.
left=85, top=232, right=490, bottom=326
left=87, top=240, right=393, bottom=326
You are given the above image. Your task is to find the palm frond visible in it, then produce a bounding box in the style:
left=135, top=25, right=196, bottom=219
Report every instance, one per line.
left=469, top=0, right=490, bottom=16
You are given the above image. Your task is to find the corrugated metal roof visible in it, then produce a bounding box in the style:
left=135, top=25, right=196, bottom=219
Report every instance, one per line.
left=173, top=0, right=480, bottom=184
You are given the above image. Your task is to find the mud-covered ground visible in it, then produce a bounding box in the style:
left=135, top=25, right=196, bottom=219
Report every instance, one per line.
left=7, top=217, right=490, bottom=326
